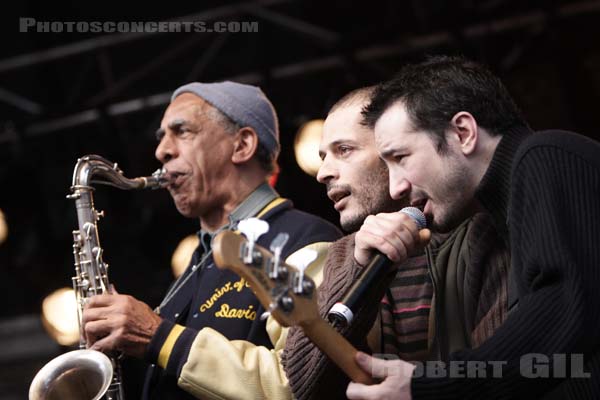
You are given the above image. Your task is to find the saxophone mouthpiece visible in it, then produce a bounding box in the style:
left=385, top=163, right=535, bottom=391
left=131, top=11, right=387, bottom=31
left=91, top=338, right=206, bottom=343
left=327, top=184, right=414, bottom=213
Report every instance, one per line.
left=146, top=167, right=168, bottom=189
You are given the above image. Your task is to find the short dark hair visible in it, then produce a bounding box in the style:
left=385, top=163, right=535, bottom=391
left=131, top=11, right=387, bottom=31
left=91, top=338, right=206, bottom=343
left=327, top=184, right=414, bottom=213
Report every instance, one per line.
left=253, top=140, right=277, bottom=174
left=328, top=85, right=377, bottom=115
left=362, top=55, right=528, bottom=152
left=212, top=106, right=276, bottom=174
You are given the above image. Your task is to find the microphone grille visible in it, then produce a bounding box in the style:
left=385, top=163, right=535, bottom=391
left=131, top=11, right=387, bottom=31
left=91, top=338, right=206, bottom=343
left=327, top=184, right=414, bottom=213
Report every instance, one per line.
left=399, top=207, right=427, bottom=230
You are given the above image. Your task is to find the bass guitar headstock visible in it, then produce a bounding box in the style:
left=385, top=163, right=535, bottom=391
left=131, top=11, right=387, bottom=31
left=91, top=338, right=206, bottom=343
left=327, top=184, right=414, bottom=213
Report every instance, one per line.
left=212, top=218, right=373, bottom=385
left=212, top=218, right=321, bottom=328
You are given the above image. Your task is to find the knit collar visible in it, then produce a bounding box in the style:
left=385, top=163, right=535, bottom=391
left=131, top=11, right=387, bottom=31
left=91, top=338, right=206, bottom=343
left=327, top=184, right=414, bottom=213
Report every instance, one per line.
left=475, top=126, right=533, bottom=238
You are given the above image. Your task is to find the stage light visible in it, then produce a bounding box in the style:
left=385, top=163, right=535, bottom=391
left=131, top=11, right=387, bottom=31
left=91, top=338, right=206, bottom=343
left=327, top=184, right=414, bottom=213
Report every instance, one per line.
left=171, top=234, right=199, bottom=277
left=41, top=288, right=79, bottom=346
left=294, top=119, right=324, bottom=177
left=0, top=209, right=7, bottom=245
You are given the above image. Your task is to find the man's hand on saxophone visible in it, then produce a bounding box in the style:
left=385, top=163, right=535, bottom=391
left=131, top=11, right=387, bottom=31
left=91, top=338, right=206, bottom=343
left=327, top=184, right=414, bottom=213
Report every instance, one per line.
left=82, top=292, right=162, bottom=359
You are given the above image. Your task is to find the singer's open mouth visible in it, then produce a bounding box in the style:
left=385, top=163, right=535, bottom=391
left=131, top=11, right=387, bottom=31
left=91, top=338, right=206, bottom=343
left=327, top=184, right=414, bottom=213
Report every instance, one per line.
left=327, top=189, right=350, bottom=204
left=410, top=198, right=427, bottom=211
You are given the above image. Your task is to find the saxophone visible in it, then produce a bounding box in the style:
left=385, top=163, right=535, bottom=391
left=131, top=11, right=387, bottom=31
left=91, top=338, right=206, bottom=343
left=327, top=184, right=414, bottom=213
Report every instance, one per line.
left=29, top=155, right=166, bottom=400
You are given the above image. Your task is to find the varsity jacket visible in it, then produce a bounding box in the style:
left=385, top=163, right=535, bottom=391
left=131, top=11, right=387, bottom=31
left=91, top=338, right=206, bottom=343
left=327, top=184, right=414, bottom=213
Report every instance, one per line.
left=142, top=183, right=342, bottom=399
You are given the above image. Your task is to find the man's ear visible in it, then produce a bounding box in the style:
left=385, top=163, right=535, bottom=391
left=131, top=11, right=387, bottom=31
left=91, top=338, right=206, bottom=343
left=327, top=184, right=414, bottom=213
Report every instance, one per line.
left=449, top=111, right=478, bottom=156
left=231, top=127, right=259, bottom=164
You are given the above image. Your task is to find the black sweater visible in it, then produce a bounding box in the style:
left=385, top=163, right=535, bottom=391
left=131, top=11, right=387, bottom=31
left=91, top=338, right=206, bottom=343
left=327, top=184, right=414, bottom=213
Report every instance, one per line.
left=412, top=127, right=600, bottom=399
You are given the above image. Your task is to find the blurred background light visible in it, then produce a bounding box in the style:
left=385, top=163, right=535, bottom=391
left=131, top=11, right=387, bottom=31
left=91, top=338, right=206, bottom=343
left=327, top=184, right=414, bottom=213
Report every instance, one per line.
left=0, top=209, right=7, bottom=245
left=294, top=119, right=324, bottom=177
left=171, top=235, right=199, bottom=278
left=41, top=288, right=79, bottom=346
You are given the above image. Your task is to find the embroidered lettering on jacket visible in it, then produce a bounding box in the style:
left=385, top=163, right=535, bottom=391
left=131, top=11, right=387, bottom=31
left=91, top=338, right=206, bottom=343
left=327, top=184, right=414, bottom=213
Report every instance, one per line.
left=199, top=282, right=232, bottom=312
left=233, top=277, right=251, bottom=292
left=199, top=278, right=252, bottom=312
left=215, top=304, right=257, bottom=320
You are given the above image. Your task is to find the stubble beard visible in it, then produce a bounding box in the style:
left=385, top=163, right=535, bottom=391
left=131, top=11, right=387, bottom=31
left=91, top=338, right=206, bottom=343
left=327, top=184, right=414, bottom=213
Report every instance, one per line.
left=428, top=157, right=476, bottom=233
left=340, top=166, right=402, bottom=233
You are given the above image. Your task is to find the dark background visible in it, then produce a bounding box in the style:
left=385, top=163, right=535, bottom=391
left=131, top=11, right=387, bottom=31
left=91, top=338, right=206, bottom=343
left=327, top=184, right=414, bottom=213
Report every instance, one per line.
left=1, top=0, right=600, bottom=398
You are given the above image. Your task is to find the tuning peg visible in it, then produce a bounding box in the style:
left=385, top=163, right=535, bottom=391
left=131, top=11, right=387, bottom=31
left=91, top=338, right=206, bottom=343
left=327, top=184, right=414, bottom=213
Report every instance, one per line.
left=238, top=218, right=269, bottom=241
left=268, top=232, right=289, bottom=279
left=260, top=311, right=271, bottom=321
left=237, top=218, right=269, bottom=264
left=287, top=249, right=318, bottom=294
left=266, top=286, right=295, bottom=314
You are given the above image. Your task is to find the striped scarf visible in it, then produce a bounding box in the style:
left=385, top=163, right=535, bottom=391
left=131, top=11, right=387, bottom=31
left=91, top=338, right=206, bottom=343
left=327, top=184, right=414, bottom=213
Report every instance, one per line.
left=379, top=253, right=433, bottom=360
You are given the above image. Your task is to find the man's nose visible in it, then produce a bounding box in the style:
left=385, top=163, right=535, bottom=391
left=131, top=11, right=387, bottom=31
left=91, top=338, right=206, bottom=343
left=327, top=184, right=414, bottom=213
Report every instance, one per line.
left=155, top=134, right=177, bottom=163
left=316, top=155, right=337, bottom=184
left=390, top=177, right=411, bottom=200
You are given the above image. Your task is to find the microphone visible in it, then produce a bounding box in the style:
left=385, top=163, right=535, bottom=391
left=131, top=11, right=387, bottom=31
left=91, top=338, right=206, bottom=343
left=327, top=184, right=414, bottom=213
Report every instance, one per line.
left=327, top=207, right=427, bottom=327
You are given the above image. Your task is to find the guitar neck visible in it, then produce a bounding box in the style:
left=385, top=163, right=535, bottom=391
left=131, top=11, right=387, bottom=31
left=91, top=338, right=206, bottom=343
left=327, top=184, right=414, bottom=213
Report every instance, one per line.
left=299, top=317, right=374, bottom=384
left=211, top=230, right=373, bottom=384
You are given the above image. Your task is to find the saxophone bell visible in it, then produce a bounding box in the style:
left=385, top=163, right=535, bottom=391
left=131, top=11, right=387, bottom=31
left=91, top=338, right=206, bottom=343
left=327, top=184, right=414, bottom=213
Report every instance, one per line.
left=30, top=155, right=160, bottom=400
left=29, top=350, right=113, bottom=400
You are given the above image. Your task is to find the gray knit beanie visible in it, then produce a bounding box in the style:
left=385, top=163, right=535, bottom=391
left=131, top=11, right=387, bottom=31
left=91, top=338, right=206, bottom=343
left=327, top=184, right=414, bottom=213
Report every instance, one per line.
left=171, top=81, right=280, bottom=159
